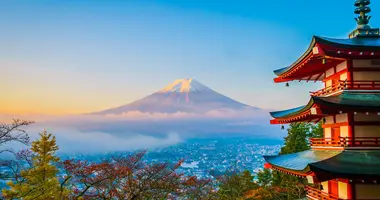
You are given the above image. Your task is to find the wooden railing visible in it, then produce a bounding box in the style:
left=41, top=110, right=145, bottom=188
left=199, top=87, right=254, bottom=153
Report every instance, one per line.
left=311, top=80, right=380, bottom=96
left=310, top=137, right=380, bottom=148
left=305, top=186, right=342, bottom=200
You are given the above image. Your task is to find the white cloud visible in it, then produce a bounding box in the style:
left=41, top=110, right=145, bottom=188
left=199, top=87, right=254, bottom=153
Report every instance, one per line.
left=0, top=109, right=277, bottom=153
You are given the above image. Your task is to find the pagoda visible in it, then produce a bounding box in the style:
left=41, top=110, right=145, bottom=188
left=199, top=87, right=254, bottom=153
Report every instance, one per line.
left=264, top=1, right=380, bottom=199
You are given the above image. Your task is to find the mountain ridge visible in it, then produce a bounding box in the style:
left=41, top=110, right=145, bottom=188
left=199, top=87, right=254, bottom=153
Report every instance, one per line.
left=91, top=78, right=261, bottom=115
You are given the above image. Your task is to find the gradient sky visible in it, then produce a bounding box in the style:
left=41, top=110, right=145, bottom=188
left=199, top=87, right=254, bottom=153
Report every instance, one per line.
left=2, top=0, right=380, bottom=114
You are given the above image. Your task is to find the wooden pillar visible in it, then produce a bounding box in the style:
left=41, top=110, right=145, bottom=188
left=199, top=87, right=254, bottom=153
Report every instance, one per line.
left=346, top=59, right=354, bottom=88
left=348, top=112, right=355, bottom=146
left=329, top=180, right=339, bottom=197
left=349, top=181, right=356, bottom=200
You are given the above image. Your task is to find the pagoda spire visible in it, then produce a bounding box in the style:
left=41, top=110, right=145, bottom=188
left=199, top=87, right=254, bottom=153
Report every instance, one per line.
left=354, top=0, right=371, bottom=28
left=349, top=0, right=379, bottom=38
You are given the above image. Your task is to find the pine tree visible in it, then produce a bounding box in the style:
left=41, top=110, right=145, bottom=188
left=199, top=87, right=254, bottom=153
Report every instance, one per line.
left=280, top=123, right=312, bottom=155
left=310, top=121, right=323, bottom=138
left=2, top=131, right=68, bottom=199
left=270, top=122, right=323, bottom=199
left=253, top=122, right=323, bottom=199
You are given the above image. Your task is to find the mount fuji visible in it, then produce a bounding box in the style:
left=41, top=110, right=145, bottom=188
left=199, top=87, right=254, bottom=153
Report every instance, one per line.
left=92, top=78, right=261, bottom=115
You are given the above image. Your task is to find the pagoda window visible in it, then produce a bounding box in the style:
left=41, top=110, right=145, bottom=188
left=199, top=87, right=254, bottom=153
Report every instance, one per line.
left=324, top=116, right=334, bottom=124
left=340, top=125, right=350, bottom=138
left=336, top=113, right=348, bottom=123
left=325, top=67, right=336, bottom=79
left=355, top=126, right=380, bottom=138
left=321, top=181, right=329, bottom=194
left=338, top=181, right=349, bottom=199
left=355, top=184, right=380, bottom=199
left=353, top=59, right=380, bottom=68
left=354, top=113, right=380, bottom=122
left=371, top=60, right=380, bottom=66
left=353, top=71, right=380, bottom=81
left=324, top=127, right=332, bottom=139
left=336, top=61, right=347, bottom=72
left=339, top=72, right=348, bottom=81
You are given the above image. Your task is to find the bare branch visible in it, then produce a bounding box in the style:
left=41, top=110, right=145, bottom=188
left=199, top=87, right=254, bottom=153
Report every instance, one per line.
left=0, top=119, right=34, bottom=147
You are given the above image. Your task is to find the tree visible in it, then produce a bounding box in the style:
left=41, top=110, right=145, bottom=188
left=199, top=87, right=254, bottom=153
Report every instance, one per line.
left=0, top=119, right=33, bottom=155
left=310, top=121, right=323, bottom=139
left=63, top=151, right=214, bottom=200
left=217, top=170, right=258, bottom=200
left=280, top=123, right=312, bottom=155
left=0, top=119, right=33, bottom=191
left=268, top=122, right=323, bottom=199
left=256, top=168, right=272, bottom=188
left=250, top=122, right=323, bottom=200
left=2, top=131, right=68, bottom=199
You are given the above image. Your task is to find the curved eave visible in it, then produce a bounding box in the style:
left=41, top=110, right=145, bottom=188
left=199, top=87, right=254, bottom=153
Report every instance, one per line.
left=270, top=105, right=309, bottom=118
left=264, top=162, right=311, bottom=177
left=273, top=36, right=380, bottom=83
left=314, top=92, right=380, bottom=112
left=264, top=150, right=380, bottom=181
left=273, top=36, right=318, bottom=77
left=270, top=98, right=322, bottom=124
left=270, top=92, right=380, bottom=124
left=315, top=36, right=380, bottom=50
left=263, top=150, right=342, bottom=177
left=308, top=150, right=380, bottom=181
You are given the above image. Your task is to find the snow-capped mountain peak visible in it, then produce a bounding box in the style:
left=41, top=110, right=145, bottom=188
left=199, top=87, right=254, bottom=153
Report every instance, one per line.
left=91, top=78, right=258, bottom=115
left=159, top=78, right=212, bottom=93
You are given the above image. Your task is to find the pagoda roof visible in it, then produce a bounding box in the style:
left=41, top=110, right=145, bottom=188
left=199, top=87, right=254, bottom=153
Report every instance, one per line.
left=316, top=36, right=380, bottom=49
left=270, top=92, right=380, bottom=124
left=264, top=150, right=341, bottom=174
left=274, top=35, right=380, bottom=76
left=270, top=105, right=306, bottom=118
left=264, top=150, right=380, bottom=181
left=314, top=91, right=380, bottom=109
left=273, top=35, right=380, bottom=83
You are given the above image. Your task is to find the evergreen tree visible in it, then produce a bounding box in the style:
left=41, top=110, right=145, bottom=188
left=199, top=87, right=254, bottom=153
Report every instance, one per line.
left=217, top=170, right=258, bottom=200
left=256, top=168, right=272, bottom=188
left=310, top=121, right=323, bottom=138
left=254, top=122, right=323, bottom=199
left=2, top=131, right=68, bottom=199
left=271, top=122, right=323, bottom=199
left=280, top=123, right=311, bottom=155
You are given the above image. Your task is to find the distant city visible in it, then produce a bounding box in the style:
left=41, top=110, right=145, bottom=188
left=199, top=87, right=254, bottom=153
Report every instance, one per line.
left=60, top=137, right=282, bottom=179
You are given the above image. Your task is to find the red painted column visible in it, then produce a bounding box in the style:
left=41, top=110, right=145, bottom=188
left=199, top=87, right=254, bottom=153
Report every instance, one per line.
left=329, top=180, right=339, bottom=197
left=348, top=112, right=355, bottom=146
left=347, top=181, right=354, bottom=200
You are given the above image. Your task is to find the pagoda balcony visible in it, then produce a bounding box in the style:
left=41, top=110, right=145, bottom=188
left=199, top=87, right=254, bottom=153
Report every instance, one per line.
left=311, top=80, right=380, bottom=96
left=310, top=137, right=380, bottom=148
left=305, top=186, right=342, bottom=200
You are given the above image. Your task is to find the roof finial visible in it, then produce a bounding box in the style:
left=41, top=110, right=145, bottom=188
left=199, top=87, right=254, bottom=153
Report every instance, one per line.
left=349, top=0, right=379, bottom=38
left=354, top=0, right=371, bottom=28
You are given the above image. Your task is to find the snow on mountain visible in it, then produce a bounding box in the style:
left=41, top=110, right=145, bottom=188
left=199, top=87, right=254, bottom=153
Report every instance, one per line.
left=159, top=78, right=212, bottom=93
left=91, top=78, right=261, bottom=115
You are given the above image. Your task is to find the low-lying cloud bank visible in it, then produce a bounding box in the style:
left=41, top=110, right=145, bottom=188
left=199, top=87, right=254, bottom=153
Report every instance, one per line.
left=0, top=108, right=282, bottom=154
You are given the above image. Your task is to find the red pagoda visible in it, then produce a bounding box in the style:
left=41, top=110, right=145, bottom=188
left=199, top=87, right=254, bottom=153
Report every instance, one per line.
left=264, top=0, right=380, bottom=199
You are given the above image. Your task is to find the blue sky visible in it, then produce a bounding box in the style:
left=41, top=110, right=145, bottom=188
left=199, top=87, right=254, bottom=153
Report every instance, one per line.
left=1, top=0, right=379, bottom=114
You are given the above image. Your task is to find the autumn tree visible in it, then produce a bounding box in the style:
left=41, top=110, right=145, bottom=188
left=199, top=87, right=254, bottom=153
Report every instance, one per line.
left=63, top=150, right=215, bottom=200
left=2, top=131, right=68, bottom=199
left=179, top=176, right=216, bottom=200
